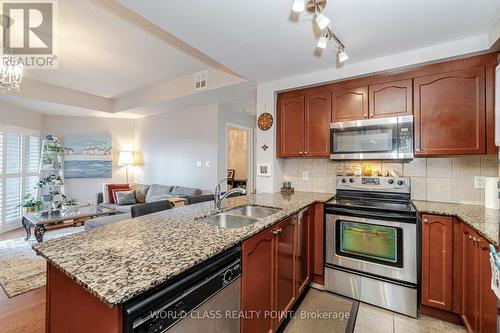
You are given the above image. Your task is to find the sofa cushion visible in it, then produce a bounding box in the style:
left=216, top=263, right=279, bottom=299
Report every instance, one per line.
left=145, top=184, right=174, bottom=203
left=115, top=190, right=137, bottom=206
left=147, top=194, right=174, bottom=203
left=84, top=213, right=131, bottom=231
left=129, top=183, right=150, bottom=203
left=115, top=204, right=136, bottom=214
left=171, top=186, right=202, bottom=197
left=99, top=202, right=136, bottom=213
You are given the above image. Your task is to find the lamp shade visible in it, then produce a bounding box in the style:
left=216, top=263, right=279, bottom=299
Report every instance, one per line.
left=117, top=151, right=134, bottom=166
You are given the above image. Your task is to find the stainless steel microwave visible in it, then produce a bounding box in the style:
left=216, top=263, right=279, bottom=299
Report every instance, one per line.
left=330, top=115, right=414, bottom=160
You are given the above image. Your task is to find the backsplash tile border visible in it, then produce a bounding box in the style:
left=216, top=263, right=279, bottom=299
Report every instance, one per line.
left=282, top=155, right=498, bottom=205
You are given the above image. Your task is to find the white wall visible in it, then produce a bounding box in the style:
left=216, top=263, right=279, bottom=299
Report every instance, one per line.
left=0, top=105, right=43, bottom=130
left=42, top=115, right=136, bottom=204
left=255, top=35, right=492, bottom=193
left=134, top=104, right=218, bottom=191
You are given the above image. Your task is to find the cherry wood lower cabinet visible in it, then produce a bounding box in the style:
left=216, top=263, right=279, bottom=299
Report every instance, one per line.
left=241, top=224, right=276, bottom=333
left=295, top=208, right=310, bottom=296
left=46, top=263, right=122, bottom=333
left=421, top=214, right=497, bottom=333
left=421, top=214, right=453, bottom=311
left=241, top=207, right=312, bottom=333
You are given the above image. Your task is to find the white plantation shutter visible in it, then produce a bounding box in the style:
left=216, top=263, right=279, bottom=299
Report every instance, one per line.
left=6, top=133, right=21, bottom=173
left=26, top=136, right=39, bottom=173
left=5, top=177, right=21, bottom=222
left=0, top=127, right=40, bottom=232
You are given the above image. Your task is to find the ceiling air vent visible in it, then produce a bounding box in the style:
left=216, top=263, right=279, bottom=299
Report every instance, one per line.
left=194, top=70, right=208, bottom=91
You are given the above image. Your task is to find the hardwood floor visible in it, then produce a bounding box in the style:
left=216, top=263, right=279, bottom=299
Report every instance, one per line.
left=0, top=227, right=46, bottom=333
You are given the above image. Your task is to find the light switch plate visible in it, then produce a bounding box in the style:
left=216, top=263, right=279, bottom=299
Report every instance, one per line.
left=302, top=171, right=309, bottom=181
left=474, top=176, right=486, bottom=189
left=196, top=161, right=202, bottom=168
left=204, top=161, right=211, bottom=168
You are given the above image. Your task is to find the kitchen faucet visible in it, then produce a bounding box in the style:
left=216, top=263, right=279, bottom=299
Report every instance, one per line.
left=214, top=178, right=246, bottom=211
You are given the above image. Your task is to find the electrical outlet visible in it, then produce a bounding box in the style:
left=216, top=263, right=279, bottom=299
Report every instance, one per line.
left=204, top=161, right=211, bottom=168
left=196, top=161, right=202, bottom=168
left=474, top=176, right=486, bottom=189
left=302, top=171, right=309, bottom=181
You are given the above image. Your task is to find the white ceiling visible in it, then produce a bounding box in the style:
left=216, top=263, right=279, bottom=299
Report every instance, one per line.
left=118, top=0, right=500, bottom=83
left=22, top=0, right=221, bottom=98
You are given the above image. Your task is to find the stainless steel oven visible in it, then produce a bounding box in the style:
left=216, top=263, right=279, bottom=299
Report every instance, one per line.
left=326, top=213, right=417, bottom=284
left=330, top=115, right=414, bottom=160
left=324, top=176, right=418, bottom=317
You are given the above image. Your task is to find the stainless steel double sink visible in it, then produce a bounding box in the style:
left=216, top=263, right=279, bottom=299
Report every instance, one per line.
left=200, top=205, right=282, bottom=229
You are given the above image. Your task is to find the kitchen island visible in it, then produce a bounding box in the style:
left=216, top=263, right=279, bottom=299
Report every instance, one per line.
left=33, top=192, right=334, bottom=332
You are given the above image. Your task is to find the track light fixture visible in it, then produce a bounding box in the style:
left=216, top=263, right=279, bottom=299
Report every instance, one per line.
left=291, top=0, right=348, bottom=64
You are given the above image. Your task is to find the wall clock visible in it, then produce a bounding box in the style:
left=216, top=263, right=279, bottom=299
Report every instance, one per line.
left=258, top=113, right=273, bottom=131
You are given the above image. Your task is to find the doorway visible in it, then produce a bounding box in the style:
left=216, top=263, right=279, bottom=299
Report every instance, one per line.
left=226, top=125, right=254, bottom=192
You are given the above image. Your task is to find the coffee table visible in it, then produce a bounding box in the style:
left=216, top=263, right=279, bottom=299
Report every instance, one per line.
left=22, top=206, right=116, bottom=242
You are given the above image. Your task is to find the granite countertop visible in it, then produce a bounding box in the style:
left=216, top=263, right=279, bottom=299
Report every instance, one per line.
left=32, top=192, right=334, bottom=307
left=413, top=200, right=500, bottom=245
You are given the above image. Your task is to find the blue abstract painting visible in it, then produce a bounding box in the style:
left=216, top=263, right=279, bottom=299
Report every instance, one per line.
left=64, top=136, right=112, bottom=178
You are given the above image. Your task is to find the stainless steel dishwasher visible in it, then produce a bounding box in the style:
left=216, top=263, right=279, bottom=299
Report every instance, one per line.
left=123, top=246, right=241, bottom=333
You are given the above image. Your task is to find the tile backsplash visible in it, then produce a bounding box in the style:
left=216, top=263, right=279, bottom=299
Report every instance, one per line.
left=282, top=156, right=498, bottom=205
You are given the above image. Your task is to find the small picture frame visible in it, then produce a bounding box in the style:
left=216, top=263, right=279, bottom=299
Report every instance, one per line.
left=257, top=163, right=271, bottom=177
left=227, top=169, right=235, bottom=179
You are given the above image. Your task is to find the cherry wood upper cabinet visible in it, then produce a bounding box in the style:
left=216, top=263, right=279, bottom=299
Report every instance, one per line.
left=369, top=79, right=412, bottom=118
left=304, top=93, right=331, bottom=157
left=332, top=86, right=368, bottom=121
left=241, top=228, right=275, bottom=333
left=421, top=214, right=453, bottom=311
left=275, top=216, right=296, bottom=329
left=414, top=67, right=486, bottom=156
left=295, top=208, right=310, bottom=296
left=278, top=96, right=304, bottom=157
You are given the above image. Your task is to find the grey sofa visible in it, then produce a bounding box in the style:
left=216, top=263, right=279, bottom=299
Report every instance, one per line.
left=97, top=183, right=212, bottom=214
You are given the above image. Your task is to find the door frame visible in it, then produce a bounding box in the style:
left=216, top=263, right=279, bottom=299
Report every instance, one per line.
left=226, top=123, right=255, bottom=193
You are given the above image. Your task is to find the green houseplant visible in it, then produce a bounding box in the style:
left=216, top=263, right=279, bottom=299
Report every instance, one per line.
left=19, top=193, right=43, bottom=213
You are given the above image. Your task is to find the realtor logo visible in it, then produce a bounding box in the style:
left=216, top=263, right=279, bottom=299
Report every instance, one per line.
left=0, top=0, right=57, bottom=68
left=3, top=2, right=53, bottom=54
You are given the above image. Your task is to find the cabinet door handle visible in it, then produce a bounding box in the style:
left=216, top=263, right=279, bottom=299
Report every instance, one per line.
left=363, top=114, right=368, bottom=118
left=272, top=228, right=282, bottom=235
left=369, top=113, right=374, bottom=117
left=423, top=219, right=428, bottom=224
left=304, top=151, right=308, bottom=155
left=469, top=235, right=473, bottom=240
left=299, top=151, right=303, bottom=155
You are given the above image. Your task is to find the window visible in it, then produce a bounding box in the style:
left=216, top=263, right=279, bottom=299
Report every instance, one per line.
left=0, top=126, right=39, bottom=232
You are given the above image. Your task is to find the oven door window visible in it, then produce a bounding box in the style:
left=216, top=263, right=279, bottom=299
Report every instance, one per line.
left=335, top=220, right=403, bottom=268
left=332, top=124, right=397, bottom=154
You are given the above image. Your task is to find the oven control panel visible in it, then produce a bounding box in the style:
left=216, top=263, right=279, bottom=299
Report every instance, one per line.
left=337, top=176, right=410, bottom=193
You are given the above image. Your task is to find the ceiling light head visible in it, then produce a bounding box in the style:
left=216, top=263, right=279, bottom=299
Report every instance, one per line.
left=291, top=0, right=305, bottom=12
left=337, top=48, right=349, bottom=63
left=316, top=35, right=328, bottom=49
left=315, top=13, right=330, bottom=30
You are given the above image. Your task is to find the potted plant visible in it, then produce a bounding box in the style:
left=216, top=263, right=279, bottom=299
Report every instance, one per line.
left=53, top=194, right=78, bottom=210
left=18, top=193, right=43, bottom=213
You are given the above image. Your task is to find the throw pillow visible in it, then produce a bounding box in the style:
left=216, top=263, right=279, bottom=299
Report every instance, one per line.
left=107, top=184, right=130, bottom=204
left=111, top=188, right=132, bottom=204
left=115, top=190, right=137, bottom=206
left=129, top=183, right=150, bottom=203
